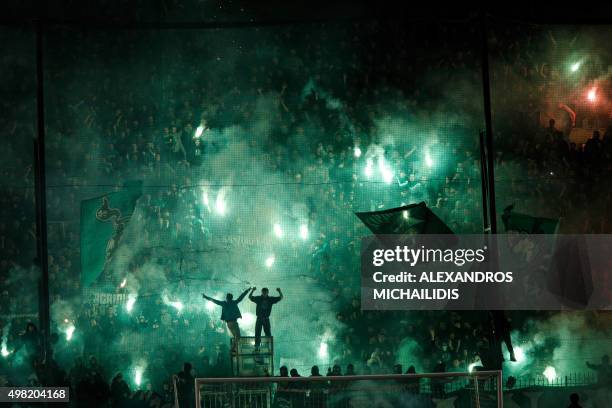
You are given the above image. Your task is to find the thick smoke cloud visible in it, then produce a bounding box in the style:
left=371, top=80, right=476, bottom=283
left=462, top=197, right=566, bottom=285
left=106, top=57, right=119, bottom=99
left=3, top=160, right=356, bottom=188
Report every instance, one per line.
left=2, top=20, right=611, bottom=391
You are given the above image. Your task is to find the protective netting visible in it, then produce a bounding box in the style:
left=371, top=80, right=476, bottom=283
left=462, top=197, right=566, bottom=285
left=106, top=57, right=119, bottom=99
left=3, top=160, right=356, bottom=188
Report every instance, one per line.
left=41, top=21, right=485, bottom=388
left=489, top=21, right=612, bottom=233
left=0, top=15, right=610, bottom=405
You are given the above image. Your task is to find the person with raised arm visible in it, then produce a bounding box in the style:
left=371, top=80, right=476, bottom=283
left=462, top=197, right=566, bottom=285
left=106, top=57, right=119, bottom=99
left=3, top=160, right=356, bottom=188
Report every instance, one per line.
left=202, top=288, right=251, bottom=340
left=249, top=287, right=283, bottom=351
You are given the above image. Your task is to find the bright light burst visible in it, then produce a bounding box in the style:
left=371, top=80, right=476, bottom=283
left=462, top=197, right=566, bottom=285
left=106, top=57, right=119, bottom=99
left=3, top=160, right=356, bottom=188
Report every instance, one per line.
left=120, top=278, right=127, bottom=288
left=587, top=87, right=597, bottom=102
left=468, top=358, right=481, bottom=373
left=66, top=325, right=76, bottom=341
left=364, top=158, right=374, bottom=178
left=571, top=62, right=581, bottom=72
left=202, top=191, right=211, bottom=212
left=194, top=125, right=204, bottom=139
left=170, top=301, right=183, bottom=311
left=2, top=325, right=10, bottom=357
left=377, top=157, right=394, bottom=184
left=215, top=192, right=226, bottom=216
left=265, top=255, right=275, bottom=268
left=318, top=342, right=329, bottom=359
left=381, top=168, right=393, bottom=184
left=354, top=146, right=362, bottom=158
left=206, top=301, right=216, bottom=311
left=126, top=294, right=137, bottom=313
left=273, top=223, right=283, bottom=238
left=425, top=151, right=434, bottom=168
left=299, top=224, right=309, bottom=240
left=543, top=366, right=557, bottom=382
left=134, top=367, right=143, bottom=386
left=402, top=210, right=409, bottom=220
left=513, top=346, right=525, bottom=363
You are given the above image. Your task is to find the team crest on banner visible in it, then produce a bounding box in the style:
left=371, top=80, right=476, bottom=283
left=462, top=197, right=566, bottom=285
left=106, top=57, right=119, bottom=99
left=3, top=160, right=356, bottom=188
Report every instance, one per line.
left=80, top=181, right=142, bottom=287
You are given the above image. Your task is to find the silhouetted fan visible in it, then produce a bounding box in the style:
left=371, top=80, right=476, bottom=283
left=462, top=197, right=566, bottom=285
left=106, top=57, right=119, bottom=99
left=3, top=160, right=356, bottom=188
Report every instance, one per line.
left=355, top=202, right=454, bottom=235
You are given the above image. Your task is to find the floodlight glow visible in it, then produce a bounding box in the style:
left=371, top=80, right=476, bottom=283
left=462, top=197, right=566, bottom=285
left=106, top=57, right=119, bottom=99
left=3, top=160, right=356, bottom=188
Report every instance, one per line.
left=273, top=223, right=283, bottom=238
left=354, top=146, right=362, bottom=158
left=318, top=342, right=329, bottom=359
left=265, top=255, right=275, bottom=268
left=402, top=210, right=409, bottom=220
left=206, top=301, right=216, bottom=311
left=1, top=345, right=8, bottom=357
left=126, top=294, right=137, bottom=313
left=571, top=62, right=581, bottom=72
left=299, top=224, right=309, bottom=240
left=120, top=278, right=127, bottom=288
left=543, top=366, right=556, bottom=382
left=170, top=301, right=183, bottom=311
left=66, top=325, right=75, bottom=341
left=194, top=125, right=204, bottom=139
left=587, top=88, right=597, bottom=102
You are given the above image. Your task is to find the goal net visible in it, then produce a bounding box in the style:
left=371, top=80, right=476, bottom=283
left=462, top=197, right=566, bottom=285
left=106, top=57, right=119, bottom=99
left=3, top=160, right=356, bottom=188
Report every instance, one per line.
left=194, top=370, right=503, bottom=408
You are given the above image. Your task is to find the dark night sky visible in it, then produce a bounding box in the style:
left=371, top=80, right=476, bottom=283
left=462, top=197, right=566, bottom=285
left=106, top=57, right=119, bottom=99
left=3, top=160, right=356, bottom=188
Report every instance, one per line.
left=2, top=1, right=612, bottom=25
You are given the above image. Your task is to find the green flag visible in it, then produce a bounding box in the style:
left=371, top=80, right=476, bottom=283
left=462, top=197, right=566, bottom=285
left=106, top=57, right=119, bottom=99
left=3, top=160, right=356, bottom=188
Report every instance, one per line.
left=501, top=204, right=559, bottom=234
left=355, top=201, right=454, bottom=235
left=80, top=182, right=142, bottom=287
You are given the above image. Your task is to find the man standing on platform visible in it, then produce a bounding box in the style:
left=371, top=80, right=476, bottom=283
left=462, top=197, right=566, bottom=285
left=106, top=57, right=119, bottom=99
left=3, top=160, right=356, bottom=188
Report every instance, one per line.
left=249, top=287, right=283, bottom=351
left=202, top=288, right=251, bottom=340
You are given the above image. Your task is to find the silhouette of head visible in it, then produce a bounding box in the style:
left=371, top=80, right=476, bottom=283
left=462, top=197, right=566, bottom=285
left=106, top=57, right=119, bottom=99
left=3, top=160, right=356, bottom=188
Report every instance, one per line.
left=183, top=362, right=192, bottom=373
left=226, top=293, right=233, bottom=301
left=311, top=366, right=320, bottom=376
left=262, top=288, right=269, bottom=297
left=570, top=393, right=580, bottom=403
left=279, top=366, right=288, bottom=377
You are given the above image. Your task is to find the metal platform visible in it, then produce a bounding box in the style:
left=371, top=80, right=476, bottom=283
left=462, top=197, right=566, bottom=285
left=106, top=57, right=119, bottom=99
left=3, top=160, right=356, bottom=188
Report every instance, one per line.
left=230, top=336, right=274, bottom=377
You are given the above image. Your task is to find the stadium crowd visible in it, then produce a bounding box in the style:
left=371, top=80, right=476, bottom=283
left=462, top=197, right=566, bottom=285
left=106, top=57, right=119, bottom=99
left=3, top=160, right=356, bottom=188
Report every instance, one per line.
left=1, top=18, right=612, bottom=406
